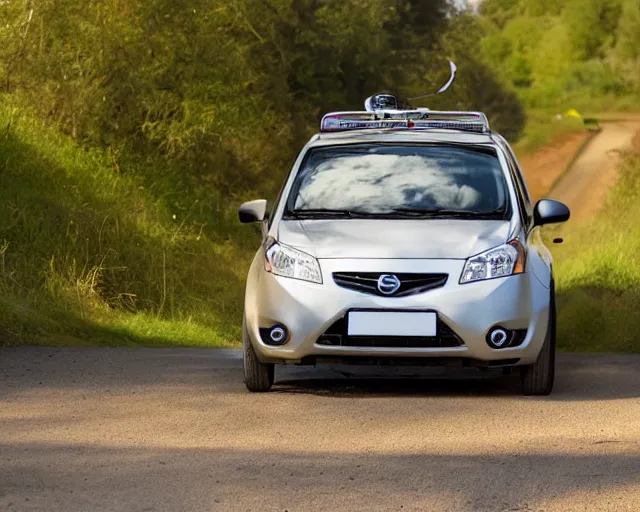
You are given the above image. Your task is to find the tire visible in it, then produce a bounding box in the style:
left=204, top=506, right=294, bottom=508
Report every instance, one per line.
left=521, top=287, right=556, bottom=396
left=243, top=318, right=274, bottom=392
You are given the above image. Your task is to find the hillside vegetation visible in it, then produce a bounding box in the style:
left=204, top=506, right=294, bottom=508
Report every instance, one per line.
left=0, top=100, right=254, bottom=346
left=0, top=0, right=639, bottom=348
left=0, top=0, right=524, bottom=346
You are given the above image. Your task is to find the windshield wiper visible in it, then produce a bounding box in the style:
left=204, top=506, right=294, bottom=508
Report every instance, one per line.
left=284, top=207, right=507, bottom=219
left=389, top=207, right=506, bottom=219
left=284, top=208, right=378, bottom=219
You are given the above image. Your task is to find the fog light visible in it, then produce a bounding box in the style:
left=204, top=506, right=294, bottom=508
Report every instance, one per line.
left=269, top=326, right=286, bottom=344
left=487, top=327, right=509, bottom=349
left=257, top=324, right=290, bottom=346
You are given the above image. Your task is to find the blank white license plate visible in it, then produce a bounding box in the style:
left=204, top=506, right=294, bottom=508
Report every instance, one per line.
left=347, top=311, right=437, bottom=337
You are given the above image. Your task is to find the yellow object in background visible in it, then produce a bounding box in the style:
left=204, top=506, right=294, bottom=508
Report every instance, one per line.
left=565, top=108, right=583, bottom=121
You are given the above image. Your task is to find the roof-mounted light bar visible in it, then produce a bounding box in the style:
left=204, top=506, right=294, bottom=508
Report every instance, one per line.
left=320, top=110, right=490, bottom=133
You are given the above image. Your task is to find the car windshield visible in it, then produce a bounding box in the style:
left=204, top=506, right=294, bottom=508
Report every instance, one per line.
left=284, top=144, right=510, bottom=219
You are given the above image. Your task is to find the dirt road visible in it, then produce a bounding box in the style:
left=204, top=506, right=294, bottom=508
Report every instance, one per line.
left=547, top=120, right=640, bottom=222
left=2, top=348, right=640, bottom=511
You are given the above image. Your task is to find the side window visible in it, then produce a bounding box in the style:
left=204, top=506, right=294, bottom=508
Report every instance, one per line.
left=267, top=185, right=285, bottom=228
left=267, top=161, right=298, bottom=228
left=501, top=142, right=533, bottom=227
left=506, top=148, right=533, bottom=208
left=495, top=135, right=532, bottom=203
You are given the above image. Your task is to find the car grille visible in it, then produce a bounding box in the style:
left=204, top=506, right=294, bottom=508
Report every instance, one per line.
left=332, top=272, right=448, bottom=297
left=315, top=316, right=464, bottom=348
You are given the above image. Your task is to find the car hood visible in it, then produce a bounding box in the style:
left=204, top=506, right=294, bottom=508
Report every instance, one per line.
left=277, top=219, right=512, bottom=259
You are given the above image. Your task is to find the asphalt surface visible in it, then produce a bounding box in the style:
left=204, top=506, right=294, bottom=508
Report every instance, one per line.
left=2, top=348, right=640, bottom=511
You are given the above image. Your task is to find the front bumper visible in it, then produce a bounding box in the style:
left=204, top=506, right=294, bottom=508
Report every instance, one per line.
left=244, top=256, right=550, bottom=366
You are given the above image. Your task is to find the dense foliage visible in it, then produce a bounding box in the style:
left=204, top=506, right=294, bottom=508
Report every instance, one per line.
left=478, top=0, right=640, bottom=107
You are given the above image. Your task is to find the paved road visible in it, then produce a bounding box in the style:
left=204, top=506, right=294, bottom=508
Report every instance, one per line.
left=549, top=121, right=639, bottom=222
left=2, top=348, right=640, bottom=511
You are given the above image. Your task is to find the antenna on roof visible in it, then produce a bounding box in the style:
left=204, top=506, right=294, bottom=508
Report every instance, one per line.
left=407, top=61, right=457, bottom=102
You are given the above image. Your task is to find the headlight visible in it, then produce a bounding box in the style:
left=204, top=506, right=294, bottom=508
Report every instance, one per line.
left=460, top=240, right=525, bottom=284
left=264, top=239, right=322, bottom=284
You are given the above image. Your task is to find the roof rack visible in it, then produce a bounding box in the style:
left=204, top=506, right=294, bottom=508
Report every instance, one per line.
left=320, top=109, right=490, bottom=134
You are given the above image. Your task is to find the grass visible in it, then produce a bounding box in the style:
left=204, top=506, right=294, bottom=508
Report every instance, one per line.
left=552, top=149, right=640, bottom=353
left=0, top=99, right=259, bottom=347
left=509, top=103, right=640, bottom=352
left=512, top=93, right=640, bottom=155
left=511, top=108, right=590, bottom=155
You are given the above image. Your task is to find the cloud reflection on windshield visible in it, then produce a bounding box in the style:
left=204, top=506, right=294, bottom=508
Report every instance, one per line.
left=294, top=150, right=504, bottom=213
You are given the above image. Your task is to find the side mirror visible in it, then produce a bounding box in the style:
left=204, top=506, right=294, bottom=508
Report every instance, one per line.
left=533, top=199, right=570, bottom=226
left=238, top=199, right=267, bottom=224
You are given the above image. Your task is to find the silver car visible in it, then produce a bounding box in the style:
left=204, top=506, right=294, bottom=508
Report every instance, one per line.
left=238, top=107, right=569, bottom=395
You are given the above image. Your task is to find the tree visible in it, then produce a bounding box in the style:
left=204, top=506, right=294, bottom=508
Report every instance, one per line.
left=563, top=0, right=623, bottom=60
left=613, top=0, right=640, bottom=60
left=479, top=0, right=523, bottom=28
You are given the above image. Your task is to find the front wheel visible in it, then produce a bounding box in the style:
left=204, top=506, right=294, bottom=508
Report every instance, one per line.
left=520, top=289, right=556, bottom=396
left=243, top=318, right=274, bottom=392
